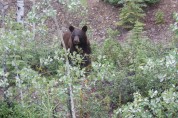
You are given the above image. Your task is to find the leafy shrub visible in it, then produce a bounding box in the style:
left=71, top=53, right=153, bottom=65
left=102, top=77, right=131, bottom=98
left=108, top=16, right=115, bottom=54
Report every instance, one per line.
left=86, top=15, right=178, bottom=115
left=0, top=101, right=28, bottom=118
left=90, top=22, right=152, bottom=109
left=93, top=21, right=178, bottom=112
left=114, top=87, right=178, bottom=118
left=138, top=48, right=178, bottom=95
left=123, top=21, right=178, bottom=96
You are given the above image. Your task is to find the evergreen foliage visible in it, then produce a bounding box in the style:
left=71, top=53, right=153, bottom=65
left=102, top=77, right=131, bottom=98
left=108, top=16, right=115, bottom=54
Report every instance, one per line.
left=144, top=0, right=160, bottom=4
left=104, top=0, right=160, bottom=5
left=117, top=0, right=146, bottom=29
left=155, top=9, right=165, bottom=24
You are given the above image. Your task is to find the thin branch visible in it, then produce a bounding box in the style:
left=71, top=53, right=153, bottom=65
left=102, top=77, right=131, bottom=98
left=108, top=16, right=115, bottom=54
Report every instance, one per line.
left=32, top=0, right=36, bottom=40
left=53, top=14, right=76, bottom=118
left=2, top=50, right=11, bottom=107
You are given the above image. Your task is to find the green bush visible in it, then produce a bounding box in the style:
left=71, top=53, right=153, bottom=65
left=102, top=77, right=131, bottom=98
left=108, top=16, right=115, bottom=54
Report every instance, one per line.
left=123, top=21, right=178, bottom=96
left=93, top=21, right=178, bottom=111
left=114, top=87, right=178, bottom=118
left=0, top=101, right=28, bottom=118
left=90, top=22, right=153, bottom=109
left=137, top=48, right=178, bottom=96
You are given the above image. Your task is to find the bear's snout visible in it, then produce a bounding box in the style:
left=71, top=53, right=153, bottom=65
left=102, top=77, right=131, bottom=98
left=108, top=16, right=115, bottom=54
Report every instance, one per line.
left=73, top=36, right=80, bottom=44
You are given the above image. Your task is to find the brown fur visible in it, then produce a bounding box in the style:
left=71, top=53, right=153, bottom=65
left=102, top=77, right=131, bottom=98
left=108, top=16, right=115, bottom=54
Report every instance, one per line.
left=62, top=31, right=72, bottom=49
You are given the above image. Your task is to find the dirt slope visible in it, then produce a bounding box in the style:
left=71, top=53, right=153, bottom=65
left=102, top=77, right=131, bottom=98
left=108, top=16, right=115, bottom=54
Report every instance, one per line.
left=144, top=0, right=178, bottom=43
left=1, top=0, right=178, bottom=42
left=54, top=0, right=178, bottom=43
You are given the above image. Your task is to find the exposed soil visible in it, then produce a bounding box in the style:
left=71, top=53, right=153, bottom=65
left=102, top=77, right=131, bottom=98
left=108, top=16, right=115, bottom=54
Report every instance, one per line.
left=1, top=0, right=178, bottom=43
left=51, top=0, right=178, bottom=43
left=51, top=0, right=119, bottom=43
left=144, top=0, right=178, bottom=43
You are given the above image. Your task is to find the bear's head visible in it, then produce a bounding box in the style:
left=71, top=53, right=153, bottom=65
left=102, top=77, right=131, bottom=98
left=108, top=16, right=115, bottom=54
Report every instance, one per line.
left=69, top=25, right=91, bottom=54
left=62, top=25, right=91, bottom=68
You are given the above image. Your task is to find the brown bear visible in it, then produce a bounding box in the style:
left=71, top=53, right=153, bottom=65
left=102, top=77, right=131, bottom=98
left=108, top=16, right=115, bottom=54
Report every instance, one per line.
left=62, top=25, right=91, bottom=68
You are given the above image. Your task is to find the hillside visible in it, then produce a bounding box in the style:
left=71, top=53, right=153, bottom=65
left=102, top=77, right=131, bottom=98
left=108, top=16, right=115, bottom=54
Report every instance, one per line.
left=1, top=0, right=178, bottom=42
left=52, top=0, right=178, bottom=43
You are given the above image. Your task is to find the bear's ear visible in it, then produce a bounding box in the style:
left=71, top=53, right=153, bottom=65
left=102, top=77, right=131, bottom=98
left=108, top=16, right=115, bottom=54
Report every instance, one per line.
left=82, top=26, right=87, bottom=32
left=69, top=26, right=74, bottom=32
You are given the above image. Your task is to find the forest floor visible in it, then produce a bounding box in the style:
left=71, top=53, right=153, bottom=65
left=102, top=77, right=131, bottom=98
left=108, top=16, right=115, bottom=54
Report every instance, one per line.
left=51, top=0, right=178, bottom=44
left=1, top=0, right=178, bottom=43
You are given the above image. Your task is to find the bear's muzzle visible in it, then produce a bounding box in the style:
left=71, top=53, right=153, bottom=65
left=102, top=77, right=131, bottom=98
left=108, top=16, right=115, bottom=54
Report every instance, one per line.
left=73, top=36, right=80, bottom=44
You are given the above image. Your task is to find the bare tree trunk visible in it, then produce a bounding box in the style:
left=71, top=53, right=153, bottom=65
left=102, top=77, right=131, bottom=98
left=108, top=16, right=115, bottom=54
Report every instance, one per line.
left=16, top=0, right=24, bottom=107
left=17, top=0, right=24, bottom=24
left=32, top=0, right=36, bottom=40
left=14, top=53, right=24, bottom=106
